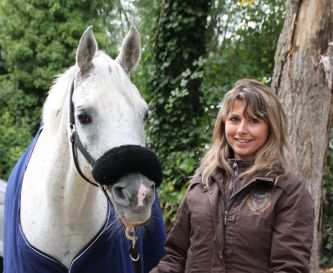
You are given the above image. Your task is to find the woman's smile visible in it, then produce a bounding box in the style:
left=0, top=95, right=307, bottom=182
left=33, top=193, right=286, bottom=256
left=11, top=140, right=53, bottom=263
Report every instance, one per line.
left=234, top=138, right=252, bottom=143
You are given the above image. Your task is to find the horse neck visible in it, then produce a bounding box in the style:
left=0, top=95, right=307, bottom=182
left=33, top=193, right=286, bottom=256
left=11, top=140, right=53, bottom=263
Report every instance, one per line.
left=54, top=130, right=107, bottom=224
left=24, top=125, right=107, bottom=229
left=20, top=125, right=108, bottom=267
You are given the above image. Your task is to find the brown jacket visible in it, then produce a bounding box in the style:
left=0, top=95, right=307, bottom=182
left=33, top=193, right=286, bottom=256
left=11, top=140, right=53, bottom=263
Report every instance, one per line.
left=151, top=165, right=314, bottom=273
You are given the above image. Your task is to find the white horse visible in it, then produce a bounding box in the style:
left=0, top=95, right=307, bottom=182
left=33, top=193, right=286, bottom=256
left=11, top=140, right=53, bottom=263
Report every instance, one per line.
left=4, top=27, right=165, bottom=273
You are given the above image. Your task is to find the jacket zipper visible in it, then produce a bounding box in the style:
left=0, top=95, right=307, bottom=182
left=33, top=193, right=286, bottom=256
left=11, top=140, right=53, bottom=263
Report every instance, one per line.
left=222, top=161, right=239, bottom=264
left=224, top=162, right=239, bottom=225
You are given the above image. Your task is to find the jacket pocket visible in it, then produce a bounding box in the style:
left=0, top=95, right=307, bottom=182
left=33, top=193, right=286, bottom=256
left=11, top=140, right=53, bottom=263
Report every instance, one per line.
left=231, top=216, right=272, bottom=271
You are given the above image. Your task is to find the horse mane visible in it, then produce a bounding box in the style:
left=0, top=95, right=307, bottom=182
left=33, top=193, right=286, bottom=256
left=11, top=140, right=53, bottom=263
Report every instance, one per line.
left=42, top=65, right=75, bottom=132
left=42, top=51, right=143, bottom=133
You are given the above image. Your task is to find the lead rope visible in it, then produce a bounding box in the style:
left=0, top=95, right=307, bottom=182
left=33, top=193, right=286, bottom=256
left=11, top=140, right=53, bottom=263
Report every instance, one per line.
left=125, top=227, right=142, bottom=273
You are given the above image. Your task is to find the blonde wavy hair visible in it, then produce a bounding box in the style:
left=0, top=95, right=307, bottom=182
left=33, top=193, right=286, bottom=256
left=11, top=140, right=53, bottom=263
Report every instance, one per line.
left=196, top=79, right=294, bottom=187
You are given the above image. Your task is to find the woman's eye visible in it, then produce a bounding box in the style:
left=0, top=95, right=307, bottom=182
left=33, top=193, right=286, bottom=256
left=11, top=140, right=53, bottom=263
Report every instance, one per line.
left=249, top=118, right=260, bottom=124
left=77, top=112, right=92, bottom=124
left=229, top=116, right=239, bottom=122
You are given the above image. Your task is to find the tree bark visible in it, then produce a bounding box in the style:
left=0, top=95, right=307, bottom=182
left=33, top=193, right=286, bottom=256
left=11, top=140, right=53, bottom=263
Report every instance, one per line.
left=272, top=0, right=333, bottom=272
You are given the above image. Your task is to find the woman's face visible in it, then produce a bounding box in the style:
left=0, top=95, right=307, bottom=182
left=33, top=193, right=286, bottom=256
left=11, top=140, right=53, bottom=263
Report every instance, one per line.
left=225, top=100, right=269, bottom=160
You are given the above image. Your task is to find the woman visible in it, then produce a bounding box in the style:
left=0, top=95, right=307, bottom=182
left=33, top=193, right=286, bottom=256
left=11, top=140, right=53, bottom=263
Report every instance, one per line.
left=151, top=79, right=314, bottom=273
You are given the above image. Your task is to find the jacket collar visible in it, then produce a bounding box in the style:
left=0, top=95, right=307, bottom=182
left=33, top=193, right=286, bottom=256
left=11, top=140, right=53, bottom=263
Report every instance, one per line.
left=227, top=159, right=277, bottom=182
left=210, top=161, right=276, bottom=190
left=228, top=159, right=254, bottom=174
left=191, top=161, right=276, bottom=192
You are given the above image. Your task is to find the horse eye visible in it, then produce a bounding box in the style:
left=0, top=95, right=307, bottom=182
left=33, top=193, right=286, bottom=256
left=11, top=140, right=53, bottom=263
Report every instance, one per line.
left=143, top=110, right=149, bottom=122
left=77, top=112, right=92, bottom=124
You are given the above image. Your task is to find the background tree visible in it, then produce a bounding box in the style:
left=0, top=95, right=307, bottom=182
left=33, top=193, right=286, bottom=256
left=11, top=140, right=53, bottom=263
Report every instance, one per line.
left=272, top=0, right=333, bottom=271
left=143, top=0, right=212, bottom=224
left=204, top=0, right=285, bottom=120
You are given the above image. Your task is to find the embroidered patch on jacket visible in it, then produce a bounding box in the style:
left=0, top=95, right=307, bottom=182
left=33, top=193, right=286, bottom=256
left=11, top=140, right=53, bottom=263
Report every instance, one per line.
left=247, top=192, right=271, bottom=214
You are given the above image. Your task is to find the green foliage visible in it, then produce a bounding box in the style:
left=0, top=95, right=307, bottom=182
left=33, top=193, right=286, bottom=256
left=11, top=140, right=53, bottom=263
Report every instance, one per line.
left=0, top=78, right=36, bottom=179
left=140, top=0, right=211, bottom=224
left=321, top=146, right=333, bottom=268
left=129, top=0, right=161, bottom=98
left=0, top=0, right=118, bottom=180
left=0, top=0, right=116, bottom=93
left=204, top=0, right=285, bottom=114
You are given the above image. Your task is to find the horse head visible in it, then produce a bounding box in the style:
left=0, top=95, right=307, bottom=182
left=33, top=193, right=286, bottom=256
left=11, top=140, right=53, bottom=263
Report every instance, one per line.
left=66, top=26, right=162, bottom=227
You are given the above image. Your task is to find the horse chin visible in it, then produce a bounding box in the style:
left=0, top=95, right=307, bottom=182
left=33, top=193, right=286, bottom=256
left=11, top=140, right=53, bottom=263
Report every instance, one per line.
left=120, top=218, right=149, bottom=228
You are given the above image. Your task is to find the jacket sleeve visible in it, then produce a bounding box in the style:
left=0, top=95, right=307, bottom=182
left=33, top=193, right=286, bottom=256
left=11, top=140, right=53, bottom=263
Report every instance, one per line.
left=271, top=178, right=314, bottom=273
left=150, top=190, right=191, bottom=273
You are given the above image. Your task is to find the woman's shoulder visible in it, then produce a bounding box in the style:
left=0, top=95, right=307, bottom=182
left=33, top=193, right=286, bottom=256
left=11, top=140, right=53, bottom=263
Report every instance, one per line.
left=189, top=174, right=202, bottom=185
left=274, top=172, right=314, bottom=220
left=188, top=172, right=221, bottom=192
left=188, top=175, right=204, bottom=192
left=275, top=172, right=309, bottom=196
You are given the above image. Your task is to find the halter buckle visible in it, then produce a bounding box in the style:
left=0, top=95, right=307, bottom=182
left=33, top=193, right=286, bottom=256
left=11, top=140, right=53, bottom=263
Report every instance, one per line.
left=70, top=124, right=76, bottom=143
left=125, top=227, right=140, bottom=261
left=125, top=227, right=137, bottom=247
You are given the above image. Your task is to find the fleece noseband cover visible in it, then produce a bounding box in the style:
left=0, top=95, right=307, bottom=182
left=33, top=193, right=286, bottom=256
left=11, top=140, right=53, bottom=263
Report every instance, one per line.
left=92, top=145, right=163, bottom=187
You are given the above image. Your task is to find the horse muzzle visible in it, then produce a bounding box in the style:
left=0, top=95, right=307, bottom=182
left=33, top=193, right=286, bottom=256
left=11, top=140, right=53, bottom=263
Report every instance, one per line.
left=92, top=145, right=163, bottom=187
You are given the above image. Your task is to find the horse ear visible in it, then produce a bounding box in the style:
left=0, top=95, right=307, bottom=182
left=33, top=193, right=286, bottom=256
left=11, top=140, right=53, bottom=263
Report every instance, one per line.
left=76, top=26, right=98, bottom=72
left=116, top=26, right=141, bottom=73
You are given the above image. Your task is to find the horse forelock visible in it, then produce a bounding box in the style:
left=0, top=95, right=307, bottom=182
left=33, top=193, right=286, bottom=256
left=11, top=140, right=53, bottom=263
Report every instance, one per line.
left=92, top=52, right=145, bottom=111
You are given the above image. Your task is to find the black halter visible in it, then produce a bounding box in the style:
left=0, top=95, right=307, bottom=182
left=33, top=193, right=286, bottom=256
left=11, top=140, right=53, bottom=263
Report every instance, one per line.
left=69, top=80, right=100, bottom=187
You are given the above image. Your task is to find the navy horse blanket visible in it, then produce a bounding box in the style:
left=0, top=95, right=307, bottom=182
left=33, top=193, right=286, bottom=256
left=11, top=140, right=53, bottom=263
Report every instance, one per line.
left=4, top=129, right=166, bottom=273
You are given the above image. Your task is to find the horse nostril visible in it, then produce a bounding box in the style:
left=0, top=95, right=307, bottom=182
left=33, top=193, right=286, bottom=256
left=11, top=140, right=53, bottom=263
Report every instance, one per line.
left=150, top=183, right=155, bottom=192
left=113, top=186, right=126, bottom=200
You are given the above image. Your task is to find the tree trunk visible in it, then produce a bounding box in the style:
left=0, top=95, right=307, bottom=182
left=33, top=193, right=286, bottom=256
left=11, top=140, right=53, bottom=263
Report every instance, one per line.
left=272, top=0, right=333, bottom=272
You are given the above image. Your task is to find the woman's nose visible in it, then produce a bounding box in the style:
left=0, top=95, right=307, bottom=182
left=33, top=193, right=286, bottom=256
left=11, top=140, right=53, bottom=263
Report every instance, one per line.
left=236, top=120, right=248, bottom=133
